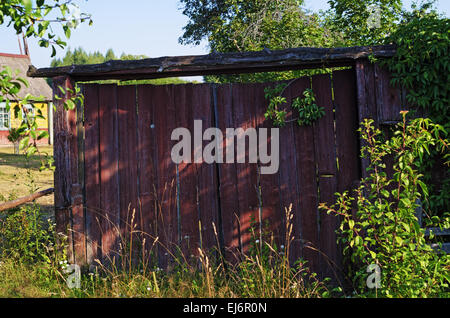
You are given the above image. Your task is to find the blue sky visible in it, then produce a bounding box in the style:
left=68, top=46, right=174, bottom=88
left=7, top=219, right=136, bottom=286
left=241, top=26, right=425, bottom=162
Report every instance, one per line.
left=0, top=0, right=449, bottom=69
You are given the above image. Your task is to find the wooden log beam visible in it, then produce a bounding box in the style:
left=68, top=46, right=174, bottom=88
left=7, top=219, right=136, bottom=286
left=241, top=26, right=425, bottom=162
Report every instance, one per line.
left=28, top=45, right=396, bottom=82
left=0, top=188, right=54, bottom=212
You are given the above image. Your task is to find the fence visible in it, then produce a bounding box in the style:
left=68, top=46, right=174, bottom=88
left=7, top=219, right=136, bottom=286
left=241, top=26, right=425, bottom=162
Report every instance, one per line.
left=30, top=45, right=408, bottom=280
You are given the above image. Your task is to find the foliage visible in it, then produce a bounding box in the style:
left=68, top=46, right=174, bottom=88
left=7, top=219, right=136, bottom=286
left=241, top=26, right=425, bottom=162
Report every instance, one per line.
left=292, top=88, right=325, bottom=126
left=0, top=0, right=92, bottom=57
left=50, top=47, right=193, bottom=86
left=50, top=47, right=148, bottom=67
left=0, top=163, right=63, bottom=266
left=0, top=204, right=57, bottom=264
left=326, top=0, right=403, bottom=46
left=383, top=8, right=449, bottom=127
left=7, top=127, right=24, bottom=154
left=0, top=187, right=329, bottom=298
left=0, top=1, right=90, bottom=169
left=0, top=64, right=52, bottom=166
left=264, top=83, right=288, bottom=127
left=179, top=0, right=345, bottom=83
left=382, top=6, right=450, bottom=217
left=0, top=200, right=69, bottom=296
left=53, top=83, right=83, bottom=112
left=0, top=65, right=28, bottom=108
left=179, top=0, right=339, bottom=49
left=264, top=83, right=324, bottom=127
left=7, top=127, right=23, bottom=143
left=233, top=204, right=332, bottom=297
left=320, top=113, right=450, bottom=297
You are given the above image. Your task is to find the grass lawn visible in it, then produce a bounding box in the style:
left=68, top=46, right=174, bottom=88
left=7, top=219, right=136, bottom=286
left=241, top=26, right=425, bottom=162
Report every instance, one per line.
left=0, top=145, right=54, bottom=218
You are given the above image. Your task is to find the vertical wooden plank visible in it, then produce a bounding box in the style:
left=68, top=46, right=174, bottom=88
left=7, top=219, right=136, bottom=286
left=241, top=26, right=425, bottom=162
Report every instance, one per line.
left=277, top=82, right=302, bottom=263
left=153, top=84, right=178, bottom=268
left=216, top=84, right=241, bottom=261
left=52, top=76, right=86, bottom=265
left=311, top=73, right=338, bottom=280
left=70, top=99, right=86, bottom=265
left=375, top=64, right=403, bottom=123
left=355, top=60, right=378, bottom=180
left=52, top=76, right=74, bottom=264
left=232, top=83, right=260, bottom=254
left=193, top=84, right=218, bottom=253
left=98, top=84, right=120, bottom=262
left=245, top=83, right=260, bottom=254
left=333, top=69, right=361, bottom=287
left=173, top=84, right=199, bottom=259
left=83, top=84, right=101, bottom=264
left=73, top=92, right=87, bottom=265
left=254, top=82, right=283, bottom=248
left=289, top=77, right=320, bottom=269
left=375, top=64, right=400, bottom=193
left=333, top=69, right=360, bottom=194
left=136, top=85, right=159, bottom=263
left=117, top=85, right=140, bottom=258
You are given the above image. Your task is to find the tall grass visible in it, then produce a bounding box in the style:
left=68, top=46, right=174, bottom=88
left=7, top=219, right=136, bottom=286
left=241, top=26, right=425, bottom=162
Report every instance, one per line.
left=0, top=198, right=331, bottom=298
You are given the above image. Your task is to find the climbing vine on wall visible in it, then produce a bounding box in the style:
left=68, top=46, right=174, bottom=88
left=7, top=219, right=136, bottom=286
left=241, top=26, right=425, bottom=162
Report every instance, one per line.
left=264, top=83, right=324, bottom=127
left=382, top=10, right=450, bottom=218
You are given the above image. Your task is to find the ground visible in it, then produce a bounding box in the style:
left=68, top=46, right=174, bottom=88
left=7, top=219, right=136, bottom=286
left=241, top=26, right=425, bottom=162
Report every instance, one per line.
left=0, top=145, right=54, bottom=218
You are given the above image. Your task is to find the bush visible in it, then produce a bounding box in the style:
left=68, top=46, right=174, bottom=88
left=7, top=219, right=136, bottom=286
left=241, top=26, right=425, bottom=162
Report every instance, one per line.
left=7, top=128, right=23, bottom=154
left=320, top=113, right=450, bottom=297
left=0, top=203, right=61, bottom=265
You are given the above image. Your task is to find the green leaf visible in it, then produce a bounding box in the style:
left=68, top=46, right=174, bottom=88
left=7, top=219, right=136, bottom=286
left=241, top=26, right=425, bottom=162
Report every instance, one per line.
left=26, top=146, right=37, bottom=157
left=64, top=25, right=71, bottom=39
left=37, top=130, right=49, bottom=140
left=348, top=219, right=355, bottom=230
left=19, top=136, right=30, bottom=150
left=23, top=0, right=32, bottom=13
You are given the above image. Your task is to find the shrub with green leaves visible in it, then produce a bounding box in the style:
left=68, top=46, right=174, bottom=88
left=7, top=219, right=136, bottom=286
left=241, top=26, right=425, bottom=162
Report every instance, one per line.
left=320, top=113, right=450, bottom=297
left=0, top=204, right=60, bottom=265
left=6, top=128, right=22, bottom=144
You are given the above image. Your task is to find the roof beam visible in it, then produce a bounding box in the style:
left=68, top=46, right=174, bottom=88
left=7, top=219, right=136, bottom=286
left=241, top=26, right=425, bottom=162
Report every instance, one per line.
left=28, top=45, right=396, bottom=81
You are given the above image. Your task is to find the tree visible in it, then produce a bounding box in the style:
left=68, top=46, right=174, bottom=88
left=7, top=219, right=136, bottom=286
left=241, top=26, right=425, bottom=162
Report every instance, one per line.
left=0, top=0, right=91, bottom=166
left=50, top=47, right=194, bottom=85
left=179, top=0, right=344, bottom=83
left=104, top=48, right=116, bottom=62
left=326, top=0, right=403, bottom=46
left=180, top=0, right=342, bottom=52
left=51, top=47, right=117, bottom=67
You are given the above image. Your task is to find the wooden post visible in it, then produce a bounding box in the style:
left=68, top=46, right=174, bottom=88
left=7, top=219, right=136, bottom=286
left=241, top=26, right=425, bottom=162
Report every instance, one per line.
left=355, top=60, right=378, bottom=180
left=52, top=76, right=86, bottom=265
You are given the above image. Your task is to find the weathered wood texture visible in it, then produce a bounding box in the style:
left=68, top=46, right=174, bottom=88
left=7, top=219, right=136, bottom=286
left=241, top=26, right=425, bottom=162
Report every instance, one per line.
left=53, top=61, right=409, bottom=278
left=52, top=76, right=83, bottom=264
left=29, top=45, right=396, bottom=81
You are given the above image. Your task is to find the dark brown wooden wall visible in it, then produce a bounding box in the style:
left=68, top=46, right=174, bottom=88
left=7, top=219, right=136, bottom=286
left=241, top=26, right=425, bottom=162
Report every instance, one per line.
left=53, top=63, right=404, bottom=282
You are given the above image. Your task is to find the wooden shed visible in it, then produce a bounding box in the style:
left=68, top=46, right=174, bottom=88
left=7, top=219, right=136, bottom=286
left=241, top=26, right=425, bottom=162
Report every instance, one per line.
left=28, top=45, right=406, bottom=281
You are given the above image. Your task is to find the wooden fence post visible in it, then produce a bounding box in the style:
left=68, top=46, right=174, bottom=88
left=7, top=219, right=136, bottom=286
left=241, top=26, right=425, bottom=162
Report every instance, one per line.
left=52, top=76, right=86, bottom=265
